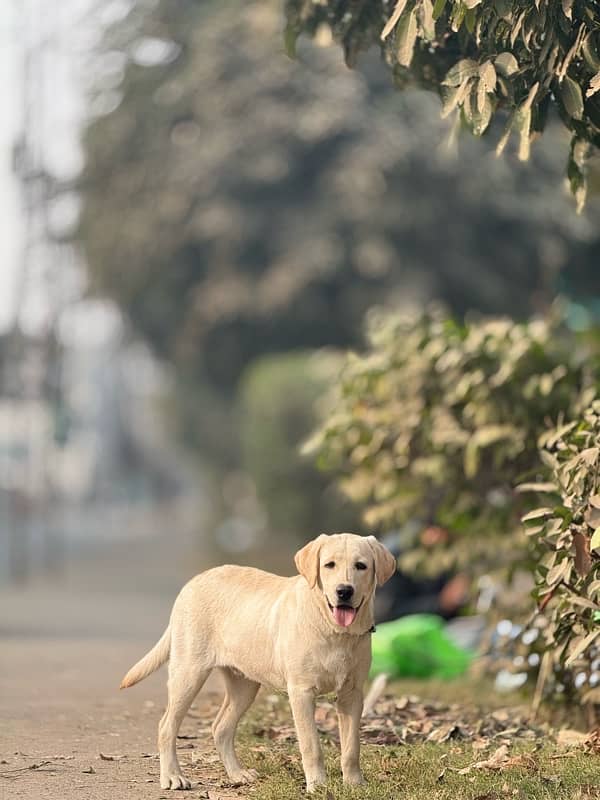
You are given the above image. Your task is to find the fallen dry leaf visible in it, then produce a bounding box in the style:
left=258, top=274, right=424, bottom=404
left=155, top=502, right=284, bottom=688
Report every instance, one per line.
left=584, top=728, right=600, bottom=754
left=504, top=753, right=537, bottom=771
left=427, top=723, right=460, bottom=743
left=556, top=729, right=588, bottom=748
left=457, top=744, right=509, bottom=774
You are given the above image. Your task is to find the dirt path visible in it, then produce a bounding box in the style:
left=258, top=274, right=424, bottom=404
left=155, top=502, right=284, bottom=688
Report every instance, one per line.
left=0, top=636, right=237, bottom=800
left=0, top=536, right=247, bottom=800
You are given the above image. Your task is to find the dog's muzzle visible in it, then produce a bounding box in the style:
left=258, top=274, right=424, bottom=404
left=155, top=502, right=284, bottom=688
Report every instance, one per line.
left=327, top=599, right=362, bottom=627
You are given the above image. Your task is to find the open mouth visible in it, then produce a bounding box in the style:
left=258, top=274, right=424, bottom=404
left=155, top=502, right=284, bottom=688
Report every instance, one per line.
left=327, top=600, right=362, bottom=628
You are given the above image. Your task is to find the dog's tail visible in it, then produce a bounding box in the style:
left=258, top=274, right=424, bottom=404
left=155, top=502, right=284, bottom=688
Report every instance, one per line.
left=119, top=626, right=171, bottom=689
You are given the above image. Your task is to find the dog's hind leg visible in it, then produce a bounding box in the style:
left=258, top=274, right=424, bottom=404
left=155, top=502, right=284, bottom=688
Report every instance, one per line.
left=158, top=663, right=210, bottom=789
left=212, top=667, right=260, bottom=785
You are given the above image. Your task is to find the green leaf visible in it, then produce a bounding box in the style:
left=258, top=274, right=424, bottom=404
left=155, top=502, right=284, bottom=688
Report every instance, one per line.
left=432, top=0, right=447, bottom=20
left=547, top=557, right=570, bottom=586
left=443, top=58, right=479, bottom=86
left=496, top=112, right=514, bottom=156
left=587, top=71, right=600, bottom=99
left=396, top=7, right=419, bottom=67
left=559, top=76, right=584, bottom=120
left=471, top=92, right=493, bottom=135
left=479, top=61, right=497, bottom=92
left=381, top=0, right=411, bottom=40
left=515, top=482, right=559, bottom=493
left=565, top=629, right=600, bottom=667
left=561, top=0, right=574, bottom=19
left=521, top=81, right=539, bottom=113
left=570, top=596, right=600, bottom=611
left=590, top=527, right=600, bottom=550
left=440, top=79, right=472, bottom=118
left=495, top=52, right=519, bottom=77
left=419, top=0, right=436, bottom=40
left=450, top=1, right=466, bottom=31
left=522, top=507, right=554, bottom=522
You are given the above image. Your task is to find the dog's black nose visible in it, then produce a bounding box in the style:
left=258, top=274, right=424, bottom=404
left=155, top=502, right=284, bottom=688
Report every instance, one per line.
left=336, top=584, right=354, bottom=603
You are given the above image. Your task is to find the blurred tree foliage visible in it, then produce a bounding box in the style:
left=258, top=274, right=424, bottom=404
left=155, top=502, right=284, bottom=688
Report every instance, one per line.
left=285, top=0, right=600, bottom=209
left=238, top=351, right=360, bottom=540
left=80, top=0, right=599, bottom=467
left=305, top=307, right=597, bottom=576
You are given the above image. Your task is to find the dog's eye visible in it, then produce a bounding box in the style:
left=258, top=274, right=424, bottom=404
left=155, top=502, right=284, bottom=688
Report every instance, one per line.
left=355, top=562, right=367, bottom=570
left=323, top=561, right=335, bottom=569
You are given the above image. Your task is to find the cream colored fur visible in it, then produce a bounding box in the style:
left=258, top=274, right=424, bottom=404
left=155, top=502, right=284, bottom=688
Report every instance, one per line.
left=120, top=532, right=396, bottom=792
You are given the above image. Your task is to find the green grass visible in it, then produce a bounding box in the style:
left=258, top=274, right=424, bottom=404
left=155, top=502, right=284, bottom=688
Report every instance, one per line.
left=226, top=679, right=600, bottom=800
left=240, top=739, right=600, bottom=800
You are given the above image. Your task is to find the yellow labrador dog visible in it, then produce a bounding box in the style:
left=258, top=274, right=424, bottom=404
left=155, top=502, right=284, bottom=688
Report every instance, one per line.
left=120, top=532, right=396, bottom=792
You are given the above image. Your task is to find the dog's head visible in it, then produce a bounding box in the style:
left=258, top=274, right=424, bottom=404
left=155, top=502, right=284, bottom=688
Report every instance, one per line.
left=294, top=533, right=396, bottom=631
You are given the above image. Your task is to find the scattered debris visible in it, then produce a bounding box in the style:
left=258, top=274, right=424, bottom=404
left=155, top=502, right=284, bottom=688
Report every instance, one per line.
left=0, top=760, right=54, bottom=779
left=82, top=766, right=96, bottom=774
left=350, top=694, right=547, bottom=746
left=451, top=744, right=540, bottom=776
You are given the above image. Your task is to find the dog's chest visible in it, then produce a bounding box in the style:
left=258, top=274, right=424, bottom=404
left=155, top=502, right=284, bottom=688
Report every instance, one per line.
left=310, top=640, right=357, bottom=694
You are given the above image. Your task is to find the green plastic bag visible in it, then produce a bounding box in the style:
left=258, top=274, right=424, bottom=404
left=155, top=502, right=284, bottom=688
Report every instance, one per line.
left=370, top=614, right=472, bottom=680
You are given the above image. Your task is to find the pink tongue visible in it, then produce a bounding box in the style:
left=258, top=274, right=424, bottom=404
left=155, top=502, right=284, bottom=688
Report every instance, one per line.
left=333, top=606, right=357, bottom=627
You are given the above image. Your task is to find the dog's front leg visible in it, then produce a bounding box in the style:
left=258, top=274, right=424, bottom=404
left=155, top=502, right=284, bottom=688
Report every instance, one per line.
left=288, top=686, right=326, bottom=792
left=336, top=686, right=365, bottom=786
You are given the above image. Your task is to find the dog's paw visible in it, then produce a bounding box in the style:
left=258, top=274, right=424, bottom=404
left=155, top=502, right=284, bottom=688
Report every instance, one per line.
left=343, top=772, right=366, bottom=786
left=160, top=772, right=192, bottom=790
left=228, top=768, right=258, bottom=785
left=305, top=773, right=327, bottom=793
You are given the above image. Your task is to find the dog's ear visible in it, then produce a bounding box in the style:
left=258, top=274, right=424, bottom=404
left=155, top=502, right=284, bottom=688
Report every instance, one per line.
left=366, top=536, right=397, bottom=586
left=295, top=535, right=327, bottom=589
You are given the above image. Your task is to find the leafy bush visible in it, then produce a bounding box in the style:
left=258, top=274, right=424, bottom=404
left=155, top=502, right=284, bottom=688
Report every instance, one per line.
left=239, top=351, right=360, bottom=542
left=521, top=402, right=600, bottom=702
left=305, top=307, right=596, bottom=576
left=285, top=0, right=600, bottom=208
